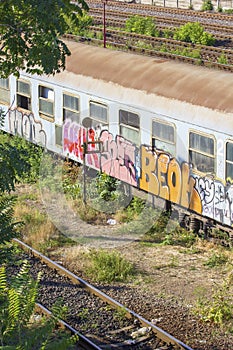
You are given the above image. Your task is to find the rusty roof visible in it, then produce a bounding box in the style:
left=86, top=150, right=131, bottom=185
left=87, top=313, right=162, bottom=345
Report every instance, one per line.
left=64, top=40, right=233, bottom=114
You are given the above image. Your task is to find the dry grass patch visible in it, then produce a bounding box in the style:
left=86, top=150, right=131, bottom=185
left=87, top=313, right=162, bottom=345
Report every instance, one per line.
left=14, top=202, right=56, bottom=249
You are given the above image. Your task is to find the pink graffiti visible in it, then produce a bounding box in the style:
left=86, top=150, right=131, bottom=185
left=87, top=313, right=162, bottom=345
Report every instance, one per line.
left=100, top=131, right=137, bottom=186
left=63, top=120, right=99, bottom=168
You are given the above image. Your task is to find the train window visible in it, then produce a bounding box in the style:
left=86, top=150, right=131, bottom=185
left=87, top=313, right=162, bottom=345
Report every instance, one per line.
left=39, top=85, right=54, bottom=120
left=0, top=78, right=10, bottom=104
left=17, top=80, right=31, bottom=110
left=89, top=101, right=108, bottom=133
left=119, top=109, right=140, bottom=145
left=63, top=93, right=79, bottom=123
left=55, top=125, right=62, bottom=147
left=189, top=131, right=215, bottom=173
left=152, top=119, right=175, bottom=155
left=226, top=141, right=233, bottom=181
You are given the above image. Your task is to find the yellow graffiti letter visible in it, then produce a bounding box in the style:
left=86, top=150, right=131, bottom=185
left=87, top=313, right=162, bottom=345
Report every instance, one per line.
left=167, top=158, right=181, bottom=204
left=139, top=146, right=159, bottom=195
left=157, top=153, right=169, bottom=200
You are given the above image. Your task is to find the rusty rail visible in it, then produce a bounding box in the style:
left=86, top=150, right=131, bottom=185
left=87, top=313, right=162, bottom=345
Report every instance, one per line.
left=13, top=238, right=193, bottom=350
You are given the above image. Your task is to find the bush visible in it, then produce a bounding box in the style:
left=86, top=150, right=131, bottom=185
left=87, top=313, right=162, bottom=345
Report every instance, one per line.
left=125, top=15, right=159, bottom=37
left=0, top=132, right=43, bottom=185
left=86, top=171, right=129, bottom=214
left=194, top=273, right=233, bottom=326
left=224, top=9, right=233, bottom=13
left=217, top=53, right=228, bottom=65
left=201, top=0, right=213, bottom=11
left=173, top=22, right=215, bottom=46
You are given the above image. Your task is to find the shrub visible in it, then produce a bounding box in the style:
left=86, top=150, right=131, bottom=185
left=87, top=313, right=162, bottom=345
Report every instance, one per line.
left=224, top=9, right=233, bottom=13
left=86, top=171, right=129, bottom=214
left=217, top=53, right=228, bottom=65
left=125, top=15, right=159, bottom=37
left=194, top=273, right=233, bottom=326
left=0, top=132, right=43, bottom=185
left=204, top=252, right=229, bottom=267
left=201, top=0, right=213, bottom=11
left=173, top=22, right=215, bottom=46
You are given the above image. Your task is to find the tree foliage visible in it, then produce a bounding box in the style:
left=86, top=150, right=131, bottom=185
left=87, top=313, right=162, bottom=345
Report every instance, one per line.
left=173, top=22, right=215, bottom=46
left=64, top=11, right=93, bottom=35
left=0, top=129, right=44, bottom=246
left=0, top=0, right=88, bottom=77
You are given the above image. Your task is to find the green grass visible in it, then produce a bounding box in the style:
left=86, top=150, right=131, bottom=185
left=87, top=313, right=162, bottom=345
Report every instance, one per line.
left=204, top=252, right=229, bottom=268
left=86, top=250, right=135, bottom=283
left=194, top=274, right=233, bottom=328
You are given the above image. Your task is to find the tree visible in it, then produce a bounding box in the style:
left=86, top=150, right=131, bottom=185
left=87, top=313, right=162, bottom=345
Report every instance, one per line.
left=0, top=0, right=88, bottom=78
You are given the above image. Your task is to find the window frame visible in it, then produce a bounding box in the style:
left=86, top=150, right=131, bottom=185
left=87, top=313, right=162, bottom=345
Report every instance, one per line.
left=189, top=130, right=216, bottom=174
left=89, top=100, right=108, bottom=126
left=225, top=140, right=233, bottom=181
left=63, top=92, right=80, bottom=123
left=16, top=79, right=31, bottom=111
left=38, top=85, right=54, bottom=121
left=119, top=109, right=140, bottom=145
left=0, top=78, right=10, bottom=104
left=152, top=118, right=176, bottom=155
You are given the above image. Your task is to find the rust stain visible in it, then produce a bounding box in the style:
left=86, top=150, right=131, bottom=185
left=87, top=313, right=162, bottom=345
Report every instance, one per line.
left=64, top=41, right=233, bottom=113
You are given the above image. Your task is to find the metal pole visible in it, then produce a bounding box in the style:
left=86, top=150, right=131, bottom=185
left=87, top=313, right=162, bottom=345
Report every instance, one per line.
left=83, top=129, right=88, bottom=205
left=103, top=1, right=106, bottom=48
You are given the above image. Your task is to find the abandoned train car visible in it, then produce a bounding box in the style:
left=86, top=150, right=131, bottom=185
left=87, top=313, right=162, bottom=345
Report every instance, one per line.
left=1, top=40, right=233, bottom=236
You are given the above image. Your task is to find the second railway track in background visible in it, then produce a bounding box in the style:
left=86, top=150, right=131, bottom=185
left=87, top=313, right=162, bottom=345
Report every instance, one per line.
left=88, top=7, right=233, bottom=37
left=64, top=32, right=233, bottom=72
left=80, top=1, right=233, bottom=70
left=87, top=0, right=233, bottom=23
left=11, top=238, right=193, bottom=350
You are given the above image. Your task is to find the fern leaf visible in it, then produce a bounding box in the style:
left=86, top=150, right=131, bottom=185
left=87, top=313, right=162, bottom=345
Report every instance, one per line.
left=0, top=266, right=7, bottom=292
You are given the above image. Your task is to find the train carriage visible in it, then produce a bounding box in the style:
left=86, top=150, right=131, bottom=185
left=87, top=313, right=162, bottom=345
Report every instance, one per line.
left=1, top=40, right=233, bottom=236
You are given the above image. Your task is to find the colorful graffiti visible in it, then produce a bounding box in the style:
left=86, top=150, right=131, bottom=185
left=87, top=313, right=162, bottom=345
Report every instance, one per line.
left=139, top=145, right=202, bottom=214
left=63, top=119, right=99, bottom=168
left=8, top=108, right=47, bottom=146
left=100, top=131, right=137, bottom=186
left=62, top=122, right=233, bottom=226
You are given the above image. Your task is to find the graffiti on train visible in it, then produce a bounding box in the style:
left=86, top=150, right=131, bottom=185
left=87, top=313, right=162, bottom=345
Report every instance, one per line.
left=139, top=145, right=202, bottom=213
left=9, top=108, right=47, bottom=146
left=195, top=176, right=233, bottom=226
left=100, top=130, right=138, bottom=186
left=63, top=119, right=99, bottom=168
left=62, top=123, right=233, bottom=225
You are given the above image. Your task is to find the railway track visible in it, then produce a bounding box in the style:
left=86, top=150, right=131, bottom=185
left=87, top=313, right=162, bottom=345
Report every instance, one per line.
left=11, top=238, right=193, bottom=350
left=64, top=32, right=233, bottom=72
left=80, top=1, right=233, bottom=70
left=87, top=0, right=233, bottom=24
left=89, top=7, right=233, bottom=37
left=34, top=303, right=101, bottom=349
left=93, top=26, right=233, bottom=62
